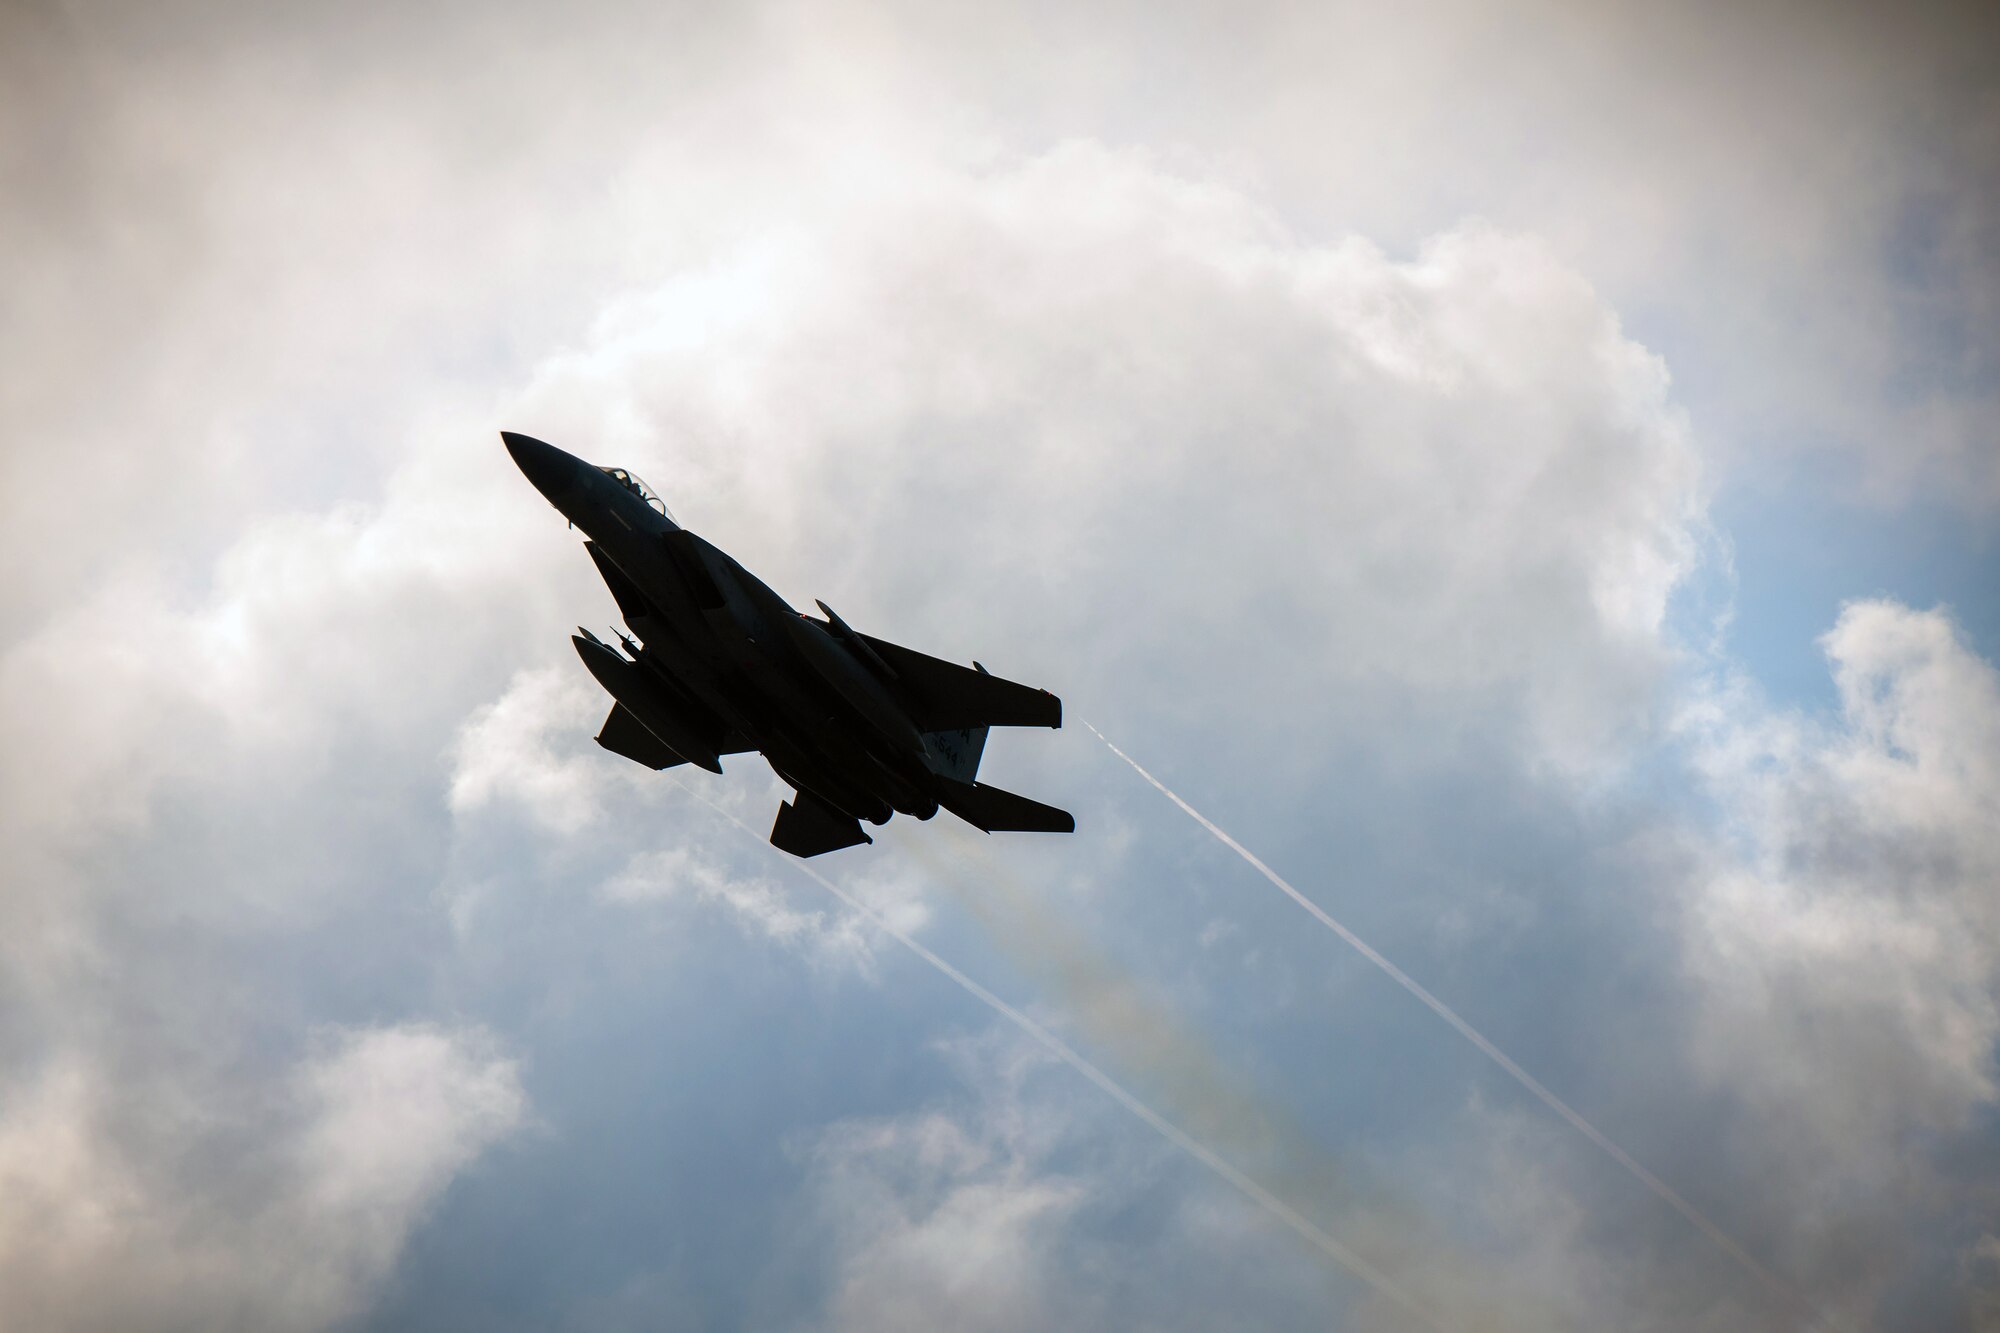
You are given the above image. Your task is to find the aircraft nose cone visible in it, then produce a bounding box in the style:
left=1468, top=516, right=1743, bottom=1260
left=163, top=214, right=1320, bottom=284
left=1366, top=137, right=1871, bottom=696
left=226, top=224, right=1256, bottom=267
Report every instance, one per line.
left=502, top=431, right=578, bottom=501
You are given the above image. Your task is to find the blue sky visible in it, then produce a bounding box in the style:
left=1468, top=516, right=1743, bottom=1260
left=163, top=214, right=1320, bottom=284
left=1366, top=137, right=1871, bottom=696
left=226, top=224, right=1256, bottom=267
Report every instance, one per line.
left=1715, top=483, right=1999, bottom=711
left=3, top=2, right=1997, bottom=1330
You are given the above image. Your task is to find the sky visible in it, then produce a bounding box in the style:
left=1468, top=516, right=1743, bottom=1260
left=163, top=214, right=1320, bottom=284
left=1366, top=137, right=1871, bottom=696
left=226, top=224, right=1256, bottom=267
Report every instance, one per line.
left=2, top=0, right=1997, bottom=1329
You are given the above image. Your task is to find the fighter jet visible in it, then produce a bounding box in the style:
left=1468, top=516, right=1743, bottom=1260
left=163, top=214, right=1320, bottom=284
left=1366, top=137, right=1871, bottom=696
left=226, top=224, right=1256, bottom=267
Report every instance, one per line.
left=504, top=432, right=1074, bottom=857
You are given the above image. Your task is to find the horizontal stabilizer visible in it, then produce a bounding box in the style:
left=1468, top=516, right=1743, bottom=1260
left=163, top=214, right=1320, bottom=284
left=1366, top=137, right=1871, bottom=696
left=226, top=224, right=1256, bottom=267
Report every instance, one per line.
left=771, top=791, right=875, bottom=858
left=857, top=634, right=1061, bottom=731
left=595, top=703, right=688, bottom=770
left=934, top=776, right=1075, bottom=834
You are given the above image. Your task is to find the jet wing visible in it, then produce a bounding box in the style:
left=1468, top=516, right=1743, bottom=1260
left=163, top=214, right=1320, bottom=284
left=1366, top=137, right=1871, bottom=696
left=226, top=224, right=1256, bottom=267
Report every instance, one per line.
left=856, top=634, right=1062, bottom=731
left=596, top=703, right=688, bottom=770
left=585, top=541, right=653, bottom=624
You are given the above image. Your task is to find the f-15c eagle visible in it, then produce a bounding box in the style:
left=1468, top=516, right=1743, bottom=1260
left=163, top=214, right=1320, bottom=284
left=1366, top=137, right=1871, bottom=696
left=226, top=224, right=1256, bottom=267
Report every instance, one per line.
left=504, top=432, right=1074, bottom=858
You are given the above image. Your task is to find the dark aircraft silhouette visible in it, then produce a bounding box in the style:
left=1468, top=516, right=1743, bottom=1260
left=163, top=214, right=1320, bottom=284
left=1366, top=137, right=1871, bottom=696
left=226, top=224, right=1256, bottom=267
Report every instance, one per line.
left=504, top=432, right=1073, bottom=857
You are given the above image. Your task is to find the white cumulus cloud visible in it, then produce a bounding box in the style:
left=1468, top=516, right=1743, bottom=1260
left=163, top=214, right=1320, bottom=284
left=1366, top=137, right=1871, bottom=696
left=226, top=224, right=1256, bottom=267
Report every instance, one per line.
left=1676, top=600, right=2000, bottom=1312
left=0, top=1023, right=524, bottom=1333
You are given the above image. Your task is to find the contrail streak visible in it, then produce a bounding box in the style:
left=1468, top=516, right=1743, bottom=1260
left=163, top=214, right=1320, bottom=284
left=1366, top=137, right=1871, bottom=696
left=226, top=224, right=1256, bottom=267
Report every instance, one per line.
left=1086, top=722, right=1836, bottom=1332
left=672, top=781, right=1453, bottom=1333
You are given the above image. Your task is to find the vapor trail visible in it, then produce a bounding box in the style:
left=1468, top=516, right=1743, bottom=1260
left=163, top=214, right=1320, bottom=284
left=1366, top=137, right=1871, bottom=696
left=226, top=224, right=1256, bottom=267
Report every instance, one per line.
left=672, top=782, right=1452, bottom=1333
left=1085, top=722, right=1834, bottom=1331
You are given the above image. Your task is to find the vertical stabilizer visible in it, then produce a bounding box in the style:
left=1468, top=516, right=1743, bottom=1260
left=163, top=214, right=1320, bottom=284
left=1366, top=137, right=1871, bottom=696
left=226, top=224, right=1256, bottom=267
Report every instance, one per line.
left=925, top=726, right=989, bottom=783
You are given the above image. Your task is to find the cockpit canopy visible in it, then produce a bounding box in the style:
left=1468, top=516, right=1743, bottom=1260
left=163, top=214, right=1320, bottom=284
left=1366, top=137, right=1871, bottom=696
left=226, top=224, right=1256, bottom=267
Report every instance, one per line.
left=599, top=466, right=674, bottom=521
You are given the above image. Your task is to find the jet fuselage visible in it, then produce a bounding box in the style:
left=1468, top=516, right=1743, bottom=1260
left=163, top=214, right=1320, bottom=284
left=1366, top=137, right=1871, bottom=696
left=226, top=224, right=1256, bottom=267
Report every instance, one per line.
left=504, top=431, right=1071, bottom=856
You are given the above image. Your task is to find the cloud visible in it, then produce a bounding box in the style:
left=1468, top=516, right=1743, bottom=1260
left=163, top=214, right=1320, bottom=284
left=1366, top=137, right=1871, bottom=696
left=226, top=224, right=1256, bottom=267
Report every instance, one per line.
left=804, top=1103, right=1089, bottom=1333
left=1, top=5, right=1993, bottom=1326
left=1658, top=601, right=2000, bottom=1317
left=0, top=130, right=1723, bottom=1330
left=0, top=1023, right=524, bottom=1333
left=451, top=666, right=614, bottom=834
left=0, top=423, right=564, bottom=1333
left=1686, top=601, right=2000, bottom=1154
left=600, top=843, right=840, bottom=951
left=791, top=1030, right=1287, bottom=1333
left=953, top=0, right=2000, bottom=506
left=518, top=142, right=1706, bottom=779
left=791, top=1021, right=1589, bottom=1333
